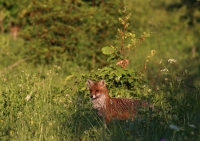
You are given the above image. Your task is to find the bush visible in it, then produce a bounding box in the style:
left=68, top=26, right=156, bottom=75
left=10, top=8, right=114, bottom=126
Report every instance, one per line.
left=0, top=0, right=125, bottom=68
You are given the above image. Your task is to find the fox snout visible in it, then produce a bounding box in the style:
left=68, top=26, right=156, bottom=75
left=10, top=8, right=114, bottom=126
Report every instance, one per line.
left=90, top=94, right=99, bottom=100
left=90, top=94, right=95, bottom=99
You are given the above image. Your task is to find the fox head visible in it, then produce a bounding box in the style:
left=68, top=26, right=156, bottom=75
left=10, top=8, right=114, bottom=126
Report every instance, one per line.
left=87, top=79, right=109, bottom=101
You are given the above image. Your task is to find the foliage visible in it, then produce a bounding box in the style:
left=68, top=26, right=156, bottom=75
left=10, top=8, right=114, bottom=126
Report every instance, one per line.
left=0, top=0, right=200, bottom=141
left=63, top=6, right=200, bottom=140
left=0, top=0, right=124, bottom=68
left=166, top=0, right=200, bottom=26
left=0, top=34, right=25, bottom=70
left=102, top=7, right=152, bottom=68
left=121, top=0, right=200, bottom=86
left=0, top=60, right=199, bottom=140
left=164, top=0, right=200, bottom=85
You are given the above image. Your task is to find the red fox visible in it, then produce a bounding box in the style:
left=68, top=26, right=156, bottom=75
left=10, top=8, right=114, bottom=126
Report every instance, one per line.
left=87, top=79, right=153, bottom=124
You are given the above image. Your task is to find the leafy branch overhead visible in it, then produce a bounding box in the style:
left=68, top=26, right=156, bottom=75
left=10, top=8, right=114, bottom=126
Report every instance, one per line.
left=102, top=7, right=151, bottom=68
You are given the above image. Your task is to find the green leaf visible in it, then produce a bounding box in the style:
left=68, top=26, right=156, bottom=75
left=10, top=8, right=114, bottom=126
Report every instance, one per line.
left=114, top=71, right=122, bottom=77
left=107, top=56, right=116, bottom=62
left=101, top=46, right=115, bottom=55
left=65, top=74, right=74, bottom=81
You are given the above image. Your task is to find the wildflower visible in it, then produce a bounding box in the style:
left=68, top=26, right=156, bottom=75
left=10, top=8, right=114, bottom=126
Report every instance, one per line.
left=164, top=78, right=169, bottom=81
left=168, top=59, right=177, bottom=64
left=161, top=69, right=168, bottom=72
left=160, top=138, right=165, bottom=141
left=127, top=44, right=131, bottom=49
left=176, top=77, right=181, bottom=83
left=170, top=124, right=179, bottom=131
left=151, top=50, right=156, bottom=56
left=116, top=59, right=129, bottom=68
left=25, top=95, right=31, bottom=101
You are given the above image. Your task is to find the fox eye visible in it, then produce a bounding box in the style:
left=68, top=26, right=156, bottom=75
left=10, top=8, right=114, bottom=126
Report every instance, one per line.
left=96, top=90, right=99, bottom=93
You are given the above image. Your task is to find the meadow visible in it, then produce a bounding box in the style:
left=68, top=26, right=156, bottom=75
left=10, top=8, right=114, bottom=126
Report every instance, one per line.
left=0, top=0, right=200, bottom=141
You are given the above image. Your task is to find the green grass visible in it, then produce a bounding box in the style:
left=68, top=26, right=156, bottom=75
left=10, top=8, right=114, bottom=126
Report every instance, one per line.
left=0, top=0, right=200, bottom=140
left=0, top=61, right=199, bottom=141
left=0, top=25, right=200, bottom=141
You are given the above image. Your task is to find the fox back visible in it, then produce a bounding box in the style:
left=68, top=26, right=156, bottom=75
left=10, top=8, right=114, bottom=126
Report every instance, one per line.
left=87, top=79, right=152, bottom=124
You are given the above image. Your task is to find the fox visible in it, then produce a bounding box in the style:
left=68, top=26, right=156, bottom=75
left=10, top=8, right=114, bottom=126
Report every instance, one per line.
left=87, top=79, right=153, bottom=124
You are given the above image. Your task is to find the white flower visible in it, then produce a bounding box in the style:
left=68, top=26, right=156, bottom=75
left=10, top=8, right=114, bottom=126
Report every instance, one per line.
left=165, top=78, right=169, bottom=81
left=161, top=69, right=168, bottom=72
left=168, top=59, right=177, bottom=64
left=25, top=95, right=31, bottom=101
left=169, top=124, right=179, bottom=131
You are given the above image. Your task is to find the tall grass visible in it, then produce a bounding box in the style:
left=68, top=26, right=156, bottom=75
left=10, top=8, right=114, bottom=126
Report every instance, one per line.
left=0, top=1, right=200, bottom=140
left=0, top=60, right=199, bottom=141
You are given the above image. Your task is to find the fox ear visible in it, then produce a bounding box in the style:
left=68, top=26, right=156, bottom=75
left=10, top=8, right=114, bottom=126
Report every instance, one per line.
left=99, top=80, right=106, bottom=87
left=87, top=79, right=94, bottom=88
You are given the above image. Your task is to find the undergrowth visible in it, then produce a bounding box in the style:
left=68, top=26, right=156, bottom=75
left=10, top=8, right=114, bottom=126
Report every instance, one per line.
left=0, top=6, right=199, bottom=141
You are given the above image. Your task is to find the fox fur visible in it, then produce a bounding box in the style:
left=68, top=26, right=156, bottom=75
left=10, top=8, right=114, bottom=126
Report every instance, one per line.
left=87, top=79, right=153, bottom=124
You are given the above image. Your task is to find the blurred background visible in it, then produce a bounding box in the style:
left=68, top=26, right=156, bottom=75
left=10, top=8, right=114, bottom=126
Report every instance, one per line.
left=0, top=0, right=200, bottom=83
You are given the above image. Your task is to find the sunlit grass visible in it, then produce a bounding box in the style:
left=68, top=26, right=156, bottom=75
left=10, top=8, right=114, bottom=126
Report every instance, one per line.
left=0, top=21, right=199, bottom=141
left=0, top=0, right=199, bottom=140
left=0, top=59, right=199, bottom=141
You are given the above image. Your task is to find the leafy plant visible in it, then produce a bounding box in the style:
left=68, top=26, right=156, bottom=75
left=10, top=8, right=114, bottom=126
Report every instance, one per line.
left=1, top=1, right=200, bottom=141
left=102, top=7, right=152, bottom=68
left=64, top=6, right=200, bottom=140
left=17, top=0, right=123, bottom=68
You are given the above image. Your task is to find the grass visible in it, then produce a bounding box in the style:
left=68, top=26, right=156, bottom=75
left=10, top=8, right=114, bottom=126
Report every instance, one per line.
left=0, top=28, right=200, bottom=141
left=0, top=60, right=199, bottom=141
left=0, top=0, right=200, bottom=140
